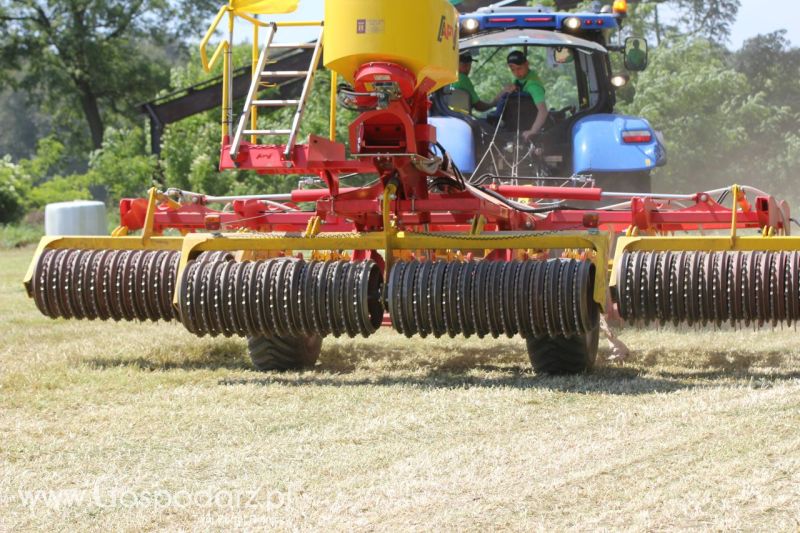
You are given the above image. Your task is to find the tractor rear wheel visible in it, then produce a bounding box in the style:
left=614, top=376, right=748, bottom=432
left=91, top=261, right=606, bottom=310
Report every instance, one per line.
left=526, top=325, right=600, bottom=375
left=247, top=335, right=322, bottom=371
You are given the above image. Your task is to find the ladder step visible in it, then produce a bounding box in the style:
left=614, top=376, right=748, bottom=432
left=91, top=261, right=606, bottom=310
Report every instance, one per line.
left=261, top=70, right=309, bottom=78
left=269, top=42, right=317, bottom=49
left=252, top=99, right=300, bottom=107
left=229, top=27, right=323, bottom=159
left=244, top=129, right=292, bottom=135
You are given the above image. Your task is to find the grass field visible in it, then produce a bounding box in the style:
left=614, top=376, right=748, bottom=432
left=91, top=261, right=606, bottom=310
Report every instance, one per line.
left=1, top=247, right=799, bottom=531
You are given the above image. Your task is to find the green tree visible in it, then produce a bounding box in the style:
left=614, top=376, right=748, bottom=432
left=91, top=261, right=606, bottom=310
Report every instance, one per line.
left=625, top=0, right=740, bottom=45
left=0, top=157, right=27, bottom=223
left=87, top=126, right=159, bottom=199
left=26, top=173, right=91, bottom=209
left=620, top=38, right=799, bottom=203
left=0, top=0, right=218, bottom=150
left=0, top=86, right=43, bottom=160
left=0, top=136, right=92, bottom=218
left=734, top=31, right=800, bottom=111
left=670, top=0, right=740, bottom=42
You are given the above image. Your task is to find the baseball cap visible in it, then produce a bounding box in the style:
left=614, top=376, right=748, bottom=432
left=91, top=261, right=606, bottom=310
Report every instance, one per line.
left=459, top=52, right=474, bottom=63
left=506, top=50, right=527, bottom=65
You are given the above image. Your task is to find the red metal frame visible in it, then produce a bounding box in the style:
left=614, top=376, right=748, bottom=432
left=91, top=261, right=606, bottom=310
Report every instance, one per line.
left=121, top=185, right=788, bottom=236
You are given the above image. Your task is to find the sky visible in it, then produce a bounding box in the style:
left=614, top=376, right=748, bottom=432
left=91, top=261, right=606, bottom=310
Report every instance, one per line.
left=238, top=0, right=799, bottom=49
left=729, top=0, right=799, bottom=47
left=244, top=0, right=324, bottom=43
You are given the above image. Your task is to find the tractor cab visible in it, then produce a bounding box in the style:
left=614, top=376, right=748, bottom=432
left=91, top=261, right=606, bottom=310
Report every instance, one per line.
left=430, top=4, right=666, bottom=192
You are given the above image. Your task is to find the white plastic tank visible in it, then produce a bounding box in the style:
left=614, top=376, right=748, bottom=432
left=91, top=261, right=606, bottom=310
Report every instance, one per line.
left=45, top=200, right=108, bottom=236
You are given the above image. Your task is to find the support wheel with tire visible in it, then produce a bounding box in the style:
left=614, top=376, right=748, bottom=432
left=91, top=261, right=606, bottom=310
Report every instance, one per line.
left=526, top=325, right=600, bottom=375
left=247, top=335, right=323, bottom=371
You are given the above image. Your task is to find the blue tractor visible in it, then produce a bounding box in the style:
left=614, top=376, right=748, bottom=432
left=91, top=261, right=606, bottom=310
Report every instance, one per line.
left=430, top=2, right=666, bottom=194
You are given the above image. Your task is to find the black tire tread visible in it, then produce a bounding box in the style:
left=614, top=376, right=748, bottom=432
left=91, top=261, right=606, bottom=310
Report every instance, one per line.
left=526, top=325, right=600, bottom=375
left=247, top=335, right=322, bottom=371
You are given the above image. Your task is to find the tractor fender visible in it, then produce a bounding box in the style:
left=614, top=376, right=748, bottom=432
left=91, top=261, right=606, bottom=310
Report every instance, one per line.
left=429, top=116, right=477, bottom=173
left=571, top=114, right=666, bottom=175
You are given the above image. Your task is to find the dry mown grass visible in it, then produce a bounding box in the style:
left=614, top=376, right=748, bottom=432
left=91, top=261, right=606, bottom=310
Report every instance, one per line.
left=1, top=248, right=799, bottom=531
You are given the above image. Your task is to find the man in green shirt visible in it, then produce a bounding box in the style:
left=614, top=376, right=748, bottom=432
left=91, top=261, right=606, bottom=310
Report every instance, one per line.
left=450, top=52, right=499, bottom=113
left=504, top=50, right=549, bottom=142
left=625, top=39, right=647, bottom=70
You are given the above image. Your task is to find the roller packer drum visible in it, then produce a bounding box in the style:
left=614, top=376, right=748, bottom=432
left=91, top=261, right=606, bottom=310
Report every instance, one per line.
left=616, top=250, right=800, bottom=327
left=177, top=256, right=384, bottom=339
left=32, top=248, right=182, bottom=322
left=32, top=248, right=600, bottom=343
left=386, top=258, right=599, bottom=340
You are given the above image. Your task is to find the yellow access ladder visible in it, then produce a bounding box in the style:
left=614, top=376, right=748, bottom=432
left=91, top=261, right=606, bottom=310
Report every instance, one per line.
left=229, top=23, right=324, bottom=160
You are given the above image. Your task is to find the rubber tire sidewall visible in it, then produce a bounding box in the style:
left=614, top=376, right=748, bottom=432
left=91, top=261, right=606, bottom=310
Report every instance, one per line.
left=247, top=335, right=322, bottom=371
left=526, top=324, right=600, bottom=375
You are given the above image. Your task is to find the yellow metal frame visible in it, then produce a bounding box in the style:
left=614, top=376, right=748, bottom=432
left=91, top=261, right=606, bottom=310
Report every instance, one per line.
left=200, top=6, right=233, bottom=138
left=200, top=5, right=329, bottom=143
left=200, top=6, right=230, bottom=74
left=35, top=183, right=800, bottom=316
left=22, top=235, right=183, bottom=298
left=329, top=70, right=338, bottom=141
left=609, top=234, right=800, bottom=290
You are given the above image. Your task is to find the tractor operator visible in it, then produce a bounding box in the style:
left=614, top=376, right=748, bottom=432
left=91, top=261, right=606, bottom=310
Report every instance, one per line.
left=626, top=39, right=647, bottom=70
left=497, top=50, right=549, bottom=142
left=451, top=52, right=501, bottom=112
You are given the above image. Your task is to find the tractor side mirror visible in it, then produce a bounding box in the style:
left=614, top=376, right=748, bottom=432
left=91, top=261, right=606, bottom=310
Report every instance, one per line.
left=624, top=37, right=648, bottom=71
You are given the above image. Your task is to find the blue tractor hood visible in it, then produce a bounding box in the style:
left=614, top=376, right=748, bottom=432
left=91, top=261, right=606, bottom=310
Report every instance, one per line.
left=572, top=114, right=667, bottom=174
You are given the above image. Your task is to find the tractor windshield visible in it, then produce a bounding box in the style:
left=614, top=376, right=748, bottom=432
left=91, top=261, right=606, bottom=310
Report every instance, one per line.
left=454, top=29, right=612, bottom=119
left=466, top=45, right=582, bottom=113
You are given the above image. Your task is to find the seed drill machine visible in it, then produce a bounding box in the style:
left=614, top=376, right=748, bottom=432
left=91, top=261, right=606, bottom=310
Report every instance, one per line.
left=24, top=0, right=800, bottom=374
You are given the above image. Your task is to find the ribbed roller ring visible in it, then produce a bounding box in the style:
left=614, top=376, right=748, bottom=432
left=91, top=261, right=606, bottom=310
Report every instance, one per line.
left=176, top=258, right=383, bottom=340
left=617, top=250, right=800, bottom=328
left=386, top=259, right=597, bottom=340
left=31, top=249, right=182, bottom=323
left=443, top=261, right=460, bottom=338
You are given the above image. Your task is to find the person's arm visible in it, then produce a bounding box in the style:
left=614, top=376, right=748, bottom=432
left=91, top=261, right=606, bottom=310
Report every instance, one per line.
left=479, top=84, right=516, bottom=111
left=523, top=102, right=549, bottom=140
left=501, top=84, right=517, bottom=96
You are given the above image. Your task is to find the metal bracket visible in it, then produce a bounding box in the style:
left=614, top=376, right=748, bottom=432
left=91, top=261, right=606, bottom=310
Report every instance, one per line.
left=304, top=216, right=322, bottom=238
